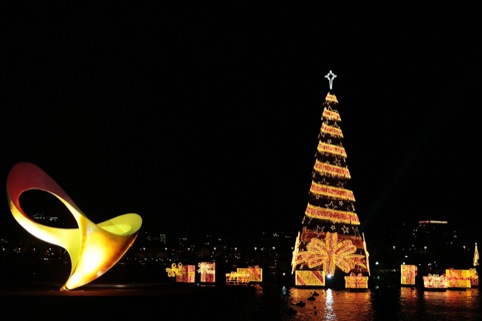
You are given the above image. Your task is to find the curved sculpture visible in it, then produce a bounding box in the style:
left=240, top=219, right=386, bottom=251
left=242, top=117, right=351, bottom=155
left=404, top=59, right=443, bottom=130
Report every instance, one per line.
left=6, top=162, right=142, bottom=291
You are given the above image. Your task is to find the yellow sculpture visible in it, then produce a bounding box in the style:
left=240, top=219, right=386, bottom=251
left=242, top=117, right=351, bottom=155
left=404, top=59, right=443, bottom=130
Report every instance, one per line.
left=6, top=162, right=142, bottom=291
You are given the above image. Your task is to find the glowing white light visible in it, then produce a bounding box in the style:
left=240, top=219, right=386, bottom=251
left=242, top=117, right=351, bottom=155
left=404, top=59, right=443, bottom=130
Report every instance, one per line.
left=325, top=70, right=337, bottom=90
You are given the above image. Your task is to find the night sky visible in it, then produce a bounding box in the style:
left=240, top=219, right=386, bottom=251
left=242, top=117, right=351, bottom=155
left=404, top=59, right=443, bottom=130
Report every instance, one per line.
left=1, top=4, right=481, bottom=241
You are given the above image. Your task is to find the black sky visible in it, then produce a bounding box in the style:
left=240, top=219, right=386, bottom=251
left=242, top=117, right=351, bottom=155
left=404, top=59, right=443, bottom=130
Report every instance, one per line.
left=1, top=4, right=481, bottom=240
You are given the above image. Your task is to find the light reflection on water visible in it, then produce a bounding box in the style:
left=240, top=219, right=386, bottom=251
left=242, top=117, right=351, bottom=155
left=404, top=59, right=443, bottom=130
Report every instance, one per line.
left=249, top=285, right=481, bottom=321
left=287, top=287, right=374, bottom=321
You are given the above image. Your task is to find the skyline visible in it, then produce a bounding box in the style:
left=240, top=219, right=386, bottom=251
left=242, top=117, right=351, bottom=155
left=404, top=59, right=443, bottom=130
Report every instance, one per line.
left=1, top=4, right=481, bottom=242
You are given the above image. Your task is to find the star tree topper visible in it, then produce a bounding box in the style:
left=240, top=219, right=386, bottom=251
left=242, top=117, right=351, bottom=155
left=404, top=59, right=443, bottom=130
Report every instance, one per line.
left=325, top=70, right=337, bottom=90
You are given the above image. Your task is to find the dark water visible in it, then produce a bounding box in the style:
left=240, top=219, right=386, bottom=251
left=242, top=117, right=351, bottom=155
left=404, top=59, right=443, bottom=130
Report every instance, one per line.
left=0, top=284, right=480, bottom=321
left=250, top=285, right=482, bottom=321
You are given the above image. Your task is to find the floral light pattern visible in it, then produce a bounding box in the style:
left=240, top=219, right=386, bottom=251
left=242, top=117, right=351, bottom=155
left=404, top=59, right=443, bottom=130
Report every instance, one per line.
left=292, top=231, right=366, bottom=276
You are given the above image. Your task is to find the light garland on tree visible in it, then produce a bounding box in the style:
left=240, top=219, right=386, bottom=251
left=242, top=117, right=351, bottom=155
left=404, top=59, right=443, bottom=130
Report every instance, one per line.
left=314, top=160, right=351, bottom=178
left=322, top=108, right=341, bottom=120
left=305, top=203, right=359, bottom=224
left=317, top=141, right=347, bottom=157
left=321, top=122, right=343, bottom=138
left=309, top=182, right=355, bottom=201
left=302, top=228, right=365, bottom=248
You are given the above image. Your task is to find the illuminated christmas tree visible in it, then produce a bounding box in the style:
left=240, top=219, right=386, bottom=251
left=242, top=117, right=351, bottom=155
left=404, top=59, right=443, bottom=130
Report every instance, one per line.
left=291, top=71, right=370, bottom=288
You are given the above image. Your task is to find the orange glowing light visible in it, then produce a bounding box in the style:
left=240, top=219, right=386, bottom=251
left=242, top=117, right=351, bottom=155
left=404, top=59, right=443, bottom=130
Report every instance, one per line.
left=6, top=162, right=142, bottom=291
left=292, top=232, right=366, bottom=276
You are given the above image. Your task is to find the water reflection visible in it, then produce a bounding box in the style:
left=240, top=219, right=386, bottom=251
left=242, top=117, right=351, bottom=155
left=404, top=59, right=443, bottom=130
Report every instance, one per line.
left=251, top=285, right=481, bottom=321
left=287, top=288, right=374, bottom=321
left=398, top=287, right=481, bottom=321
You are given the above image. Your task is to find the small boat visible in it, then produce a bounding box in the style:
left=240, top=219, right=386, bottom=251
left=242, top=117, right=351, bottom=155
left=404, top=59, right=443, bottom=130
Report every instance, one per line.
left=295, top=301, right=306, bottom=307
left=285, top=307, right=297, bottom=315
